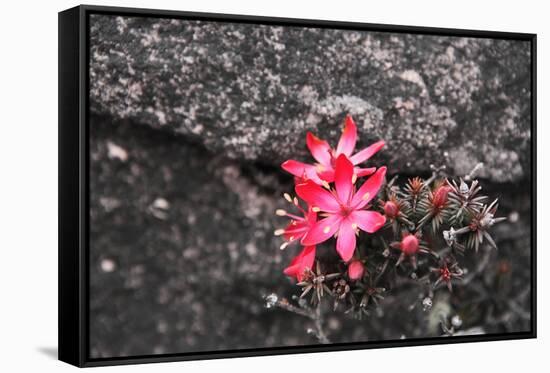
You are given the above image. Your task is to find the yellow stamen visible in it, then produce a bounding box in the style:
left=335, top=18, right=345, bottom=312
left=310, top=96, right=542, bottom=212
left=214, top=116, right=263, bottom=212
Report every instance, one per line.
left=274, top=229, right=285, bottom=236
left=316, top=164, right=325, bottom=172
left=362, top=192, right=371, bottom=201
left=276, top=209, right=287, bottom=216
left=283, top=193, right=292, bottom=203
left=322, top=181, right=331, bottom=189
left=351, top=223, right=358, bottom=230
left=293, top=197, right=299, bottom=206
left=312, top=207, right=321, bottom=212
left=279, top=242, right=289, bottom=250
left=323, top=226, right=331, bottom=234
left=352, top=174, right=357, bottom=184
left=288, top=236, right=294, bottom=241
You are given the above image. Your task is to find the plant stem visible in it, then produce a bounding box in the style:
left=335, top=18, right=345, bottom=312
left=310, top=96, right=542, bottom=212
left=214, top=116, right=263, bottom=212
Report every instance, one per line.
left=314, top=304, right=330, bottom=344
left=269, top=295, right=331, bottom=344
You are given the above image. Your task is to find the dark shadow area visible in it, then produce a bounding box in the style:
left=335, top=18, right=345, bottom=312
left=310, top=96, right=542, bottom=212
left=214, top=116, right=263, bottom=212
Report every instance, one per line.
left=88, top=113, right=531, bottom=358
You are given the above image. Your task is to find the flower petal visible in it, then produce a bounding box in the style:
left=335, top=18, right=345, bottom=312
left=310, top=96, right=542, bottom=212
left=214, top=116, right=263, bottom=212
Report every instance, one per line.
left=306, top=132, right=332, bottom=166
left=301, top=245, right=316, bottom=265
left=306, top=208, right=318, bottom=224
left=316, top=166, right=335, bottom=183
left=301, top=215, right=342, bottom=246
left=302, top=165, right=326, bottom=185
left=281, top=159, right=309, bottom=178
left=352, top=166, right=387, bottom=209
left=350, top=210, right=386, bottom=233
left=284, top=246, right=316, bottom=281
left=334, top=154, right=354, bottom=204
left=350, top=140, right=385, bottom=165
left=336, top=219, right=356, bottom=262
left=283, top=221, right=309, bottom=242
left=295, top=180, right=340, bottom=213
left=336, top=115, right=357, bottom=157
left=354, top=167, right=377, bottom=178
left=283, top=254, right=301, bottom=274
left=282, top=160, right=324, bottom=184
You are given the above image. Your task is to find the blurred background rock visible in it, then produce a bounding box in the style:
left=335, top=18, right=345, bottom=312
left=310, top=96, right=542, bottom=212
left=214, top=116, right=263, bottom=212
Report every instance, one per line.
left=88, top=15, right=532, bottom=357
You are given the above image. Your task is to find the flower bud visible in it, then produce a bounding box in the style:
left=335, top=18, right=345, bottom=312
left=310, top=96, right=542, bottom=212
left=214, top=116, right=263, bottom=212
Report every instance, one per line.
left=401, top=234, right=419, bottom=255
left=348, top=260, right=365, bottom=280
left=432, top=185, right=451, bottom=208
left=383, top=200, right=399, bottom=218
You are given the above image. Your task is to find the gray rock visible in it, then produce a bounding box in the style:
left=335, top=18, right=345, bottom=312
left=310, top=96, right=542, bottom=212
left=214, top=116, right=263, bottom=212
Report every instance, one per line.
left=88, top=113, right=531, bottom=357
left=89, top=114, right=300, bottom=357
left=86, top=14, right=533, bottom=357
left=89, top=15, right=531, bottom=182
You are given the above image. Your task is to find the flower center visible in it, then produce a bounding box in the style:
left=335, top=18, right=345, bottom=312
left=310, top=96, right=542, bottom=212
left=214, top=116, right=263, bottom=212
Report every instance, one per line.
left=440, top=267, right=451, bottom=281
left=340, top=205, right=353, bottom=217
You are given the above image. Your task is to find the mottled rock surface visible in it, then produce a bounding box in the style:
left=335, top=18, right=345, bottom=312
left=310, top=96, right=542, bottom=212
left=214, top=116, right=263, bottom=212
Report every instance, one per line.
left=90, top=15, right=531, bottom=183
left=89, top=114, right=531, bottom=358
left=88, top=14, right=533, bottom=358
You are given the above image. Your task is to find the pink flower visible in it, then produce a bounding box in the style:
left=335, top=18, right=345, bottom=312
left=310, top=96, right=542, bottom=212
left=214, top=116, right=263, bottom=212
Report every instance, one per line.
left=275, top=194, right=317, bottom=250
left=281, top=115, right=384, bottom=185
left=283, top=246, right=316, bottom=281
left=296, top=154, right=387, bottom=262
left=348, top=260, right=365, bottom=280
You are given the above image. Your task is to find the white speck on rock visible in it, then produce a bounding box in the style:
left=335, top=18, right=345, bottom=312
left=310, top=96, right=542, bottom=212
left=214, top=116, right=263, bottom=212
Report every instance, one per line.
left=297, top=85, right=319, bottom=105
left=182, top=247, right=199, bottom=260
left=400, top=70, right=423, bottom=85
left=100, top=258, right=116, bottom=273
left=149, top=198, right=170, bottom=220
left=99, top=197, right=121, bottom=212
left=182, top=56, right=194, bottom=64
left=245, top=242, right=258, bottom=256
left=399, top=70, right=428, bottom=97
left=153, top=198, right=170, bottom=210
left=227, top=242, right=239, bottom=261
left=107, top=141, right=128, bottom=162
left=191, top=124, right=203, bottom=134
left=451, top=315, right=463, bottom=328
left=155, top=110, right=167, bottom=125
left=157, top=320, right=168, bottom=334
left=128, top=81, right=142, bottom=99
left=115, top=16, right=128, bottom=34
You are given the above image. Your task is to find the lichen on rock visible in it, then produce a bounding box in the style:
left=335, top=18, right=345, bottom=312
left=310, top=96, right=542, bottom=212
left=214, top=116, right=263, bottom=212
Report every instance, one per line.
left=89, top=15, right=531, bottom=182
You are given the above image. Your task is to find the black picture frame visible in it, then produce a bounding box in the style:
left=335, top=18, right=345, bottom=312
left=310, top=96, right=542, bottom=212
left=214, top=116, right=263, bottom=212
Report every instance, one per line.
left=58, top=4, right=537, bottom=367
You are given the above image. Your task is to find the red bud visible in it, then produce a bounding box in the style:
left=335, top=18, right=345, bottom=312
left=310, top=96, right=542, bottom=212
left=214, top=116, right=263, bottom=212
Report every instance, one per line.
left=401, top=234, right=419, bottom=255
left=348, top=260, right=365, bottom=280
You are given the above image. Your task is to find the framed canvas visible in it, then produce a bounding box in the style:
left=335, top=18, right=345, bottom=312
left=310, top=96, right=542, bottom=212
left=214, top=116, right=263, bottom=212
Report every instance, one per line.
left=58, top=5, right=537, bottom=367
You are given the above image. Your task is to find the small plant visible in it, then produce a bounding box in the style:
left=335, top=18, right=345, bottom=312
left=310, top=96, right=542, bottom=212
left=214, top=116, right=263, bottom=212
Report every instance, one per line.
left=265, top=115, right=505, bottom=343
